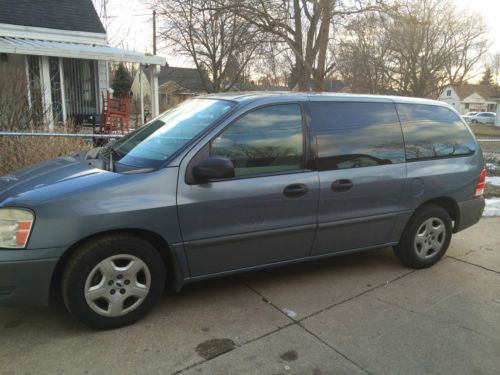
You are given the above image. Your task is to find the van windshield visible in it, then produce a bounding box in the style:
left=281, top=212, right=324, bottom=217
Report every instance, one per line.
left=110, top=99, right=236, bottom=168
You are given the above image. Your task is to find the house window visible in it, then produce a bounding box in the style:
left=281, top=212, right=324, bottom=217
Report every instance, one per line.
left=62, top=58, right=98, bottom=119
left=49, top=57, right=63, bottom=124
left=446, top=90, right=451, bottom=97
left=27, top=56, right=44, bottom=124
left=464, top=103, right=469, bottom=110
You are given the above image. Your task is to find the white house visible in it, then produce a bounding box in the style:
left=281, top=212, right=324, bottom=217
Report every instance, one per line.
left=0, top=0, right=165, bottom=129
left=438, top=84, right=497, bottom=114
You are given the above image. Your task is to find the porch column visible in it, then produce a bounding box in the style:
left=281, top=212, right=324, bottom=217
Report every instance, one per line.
left=40, top=56, right=54, bottom=131
left=140, top=64, right=145, bottom=125
left=58, top=58, right=67, bottom=123
left=151, top=64, right=160, bottom=117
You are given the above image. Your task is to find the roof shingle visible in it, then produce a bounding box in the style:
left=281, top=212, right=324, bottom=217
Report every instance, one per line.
left=143, top=66, right=207, bottom=93
left=451, top=84, right=499, bottom=100
left=0, top=0, right=105, bottom=34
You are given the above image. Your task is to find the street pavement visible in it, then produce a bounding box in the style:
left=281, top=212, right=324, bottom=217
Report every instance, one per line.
left=1, top=218, right=499, bottom=374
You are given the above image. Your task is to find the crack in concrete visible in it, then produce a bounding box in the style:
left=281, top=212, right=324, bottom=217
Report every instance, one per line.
left=370, top=295, right=498, bottom=341
left=172, top=321, right=295, bottom=375
left=297, top=322, right=374, bottom=375
left=298, top=270, right=417, bottom=323
left=244, top=280, right=376, bottom=375
left=244, top=282, right=297, bottom=323
left=173, top=267, right=441, bottom=374
left=447, top=256, right=500, bottom=275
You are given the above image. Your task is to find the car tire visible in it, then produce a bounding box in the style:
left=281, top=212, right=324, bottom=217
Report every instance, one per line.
left=62, top=235, right=166, bottom=330
left=393, top=204, right=452, bottom=269
left=471, top=120, right=478, bottom=124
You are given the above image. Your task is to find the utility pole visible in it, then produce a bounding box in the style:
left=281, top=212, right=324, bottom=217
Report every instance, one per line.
left=153, top=10, right=157, bottom=55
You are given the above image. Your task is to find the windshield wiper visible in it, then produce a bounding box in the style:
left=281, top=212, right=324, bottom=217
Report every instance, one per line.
left=97, top=145, right=123, bottom=172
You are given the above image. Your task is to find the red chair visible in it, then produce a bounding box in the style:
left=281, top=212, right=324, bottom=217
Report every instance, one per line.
left=99, top=91, right=132, bottom=134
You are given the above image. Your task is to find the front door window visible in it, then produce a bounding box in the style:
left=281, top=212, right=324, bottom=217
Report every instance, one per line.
left=210, top=104, right=304, bottom=177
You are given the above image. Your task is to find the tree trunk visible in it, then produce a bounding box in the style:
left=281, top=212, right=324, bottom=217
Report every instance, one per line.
left=292, top=0, right=310, bottom=91
left=314, top=0, right=334, bottom=91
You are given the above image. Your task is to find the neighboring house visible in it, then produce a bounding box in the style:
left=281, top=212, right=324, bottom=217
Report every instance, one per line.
left=438, top=84, right=499, bottom=114
left=133, top=66, right=208, bottom=112
left=132, top=66, right=290, bottom=112
left=0, top=0, right=165, bottom=129
left=230, top=82, right=290, bottom=92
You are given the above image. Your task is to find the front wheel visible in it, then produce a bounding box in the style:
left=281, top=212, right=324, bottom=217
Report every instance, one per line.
left=393, top=205, right=452, bottom=269
left=62, top=235, right=166, bottom=329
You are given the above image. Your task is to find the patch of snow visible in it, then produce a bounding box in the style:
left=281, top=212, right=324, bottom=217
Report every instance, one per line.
left=486, top=162, right=499, bottom=171
left=281, top=308, right=298, bottom=319
left=486, top=176, right=500, bottom=187
left=483, top=198, right=500, bottom=217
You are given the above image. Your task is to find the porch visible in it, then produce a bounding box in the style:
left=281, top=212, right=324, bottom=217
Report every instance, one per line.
left=0, top=37, right=165, bottom=130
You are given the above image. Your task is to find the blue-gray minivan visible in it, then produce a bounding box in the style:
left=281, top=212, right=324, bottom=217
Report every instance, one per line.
left=0, top=93, right=486, bottom=329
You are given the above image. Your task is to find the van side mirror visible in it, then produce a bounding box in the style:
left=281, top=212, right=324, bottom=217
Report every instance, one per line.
left=192, top=157, right=235, bottom=182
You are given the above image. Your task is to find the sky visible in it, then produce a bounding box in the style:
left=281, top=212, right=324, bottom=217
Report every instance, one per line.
left=454, top=0, right=500, bottom=51
left=105, top=0, right=500, bottom=68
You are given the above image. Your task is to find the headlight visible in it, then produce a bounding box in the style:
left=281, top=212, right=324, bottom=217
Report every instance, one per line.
left=0, top=208, right=34, bottom=249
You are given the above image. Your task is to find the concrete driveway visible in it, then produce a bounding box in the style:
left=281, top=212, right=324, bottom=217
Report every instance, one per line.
left=1, top=218, right=499, bottom=375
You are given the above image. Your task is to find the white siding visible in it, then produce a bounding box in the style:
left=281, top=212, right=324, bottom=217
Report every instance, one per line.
left=437, top=86, right=461, bottom=112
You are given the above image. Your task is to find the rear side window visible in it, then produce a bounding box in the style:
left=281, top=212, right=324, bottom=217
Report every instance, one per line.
left=397, top=104, right=475, bottom=161
left=309, top=102, right=405, bottom=170
left=211, top=104, right=304, bottom=177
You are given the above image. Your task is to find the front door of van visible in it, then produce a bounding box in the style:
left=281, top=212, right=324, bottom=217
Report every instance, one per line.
left=307, top=101, right=407, bottom=255
left=177, top=103, right=319, bottom=277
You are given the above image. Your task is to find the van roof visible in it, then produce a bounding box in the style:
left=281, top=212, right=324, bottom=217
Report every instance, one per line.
left=201, top=91, right=449, bottom=108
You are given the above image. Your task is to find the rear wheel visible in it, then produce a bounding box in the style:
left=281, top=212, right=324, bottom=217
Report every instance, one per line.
left=62, top=235, right=166, bottom=329
left=393, top=205, right=452, bottom=269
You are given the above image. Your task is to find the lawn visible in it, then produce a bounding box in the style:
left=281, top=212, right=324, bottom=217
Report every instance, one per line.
left=469, top=123, right=500, bottom=138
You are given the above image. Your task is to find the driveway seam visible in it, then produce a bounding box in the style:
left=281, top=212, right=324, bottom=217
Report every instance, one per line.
left=174, top=268, right=428, bottom=374
left=243, top=282, right=297, bottom=322
left=447, top=255, right=500, bottom=275
left=296, top=321, right=373, bottom=375
left=369, top=295, right=498, bottom=341
left=244, top=281, right=374, bottom=374
left=172, top=321, right=295, bottom=375
left=298, top=269, right=416, bottom=323
left=239, top=270, right=417, bottom=375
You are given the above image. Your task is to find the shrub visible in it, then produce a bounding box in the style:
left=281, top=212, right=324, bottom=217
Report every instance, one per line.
left=0, top=133, right=89, bottom=176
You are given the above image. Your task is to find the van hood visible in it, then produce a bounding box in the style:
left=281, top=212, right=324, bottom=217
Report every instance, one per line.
left=0, top=152, right=112, bottom=205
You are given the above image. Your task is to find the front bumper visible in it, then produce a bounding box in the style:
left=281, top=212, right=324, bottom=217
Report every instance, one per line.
left=0, top=247, right=65, bottom=306
left=454, top=197, right=485, bottom=233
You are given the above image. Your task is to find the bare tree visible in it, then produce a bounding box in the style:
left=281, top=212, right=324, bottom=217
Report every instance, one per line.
left=337, top=0, right=488, bottom=97
left=442, top=9, right=489, bottom=85
left=484, top=52, right=500, bottom=87
left=250, top=41, right=294, bottom=87
left=153, top=0, right=263, bottom=92
left=229, top=0, right=379, bottom=91
left=336, top=11, right=392, bottom=94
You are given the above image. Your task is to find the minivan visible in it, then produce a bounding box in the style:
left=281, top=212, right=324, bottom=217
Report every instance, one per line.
left=0, top=93, right=486, bottom=329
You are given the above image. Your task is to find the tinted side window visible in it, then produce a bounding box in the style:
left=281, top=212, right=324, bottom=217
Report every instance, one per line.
left=397, top=104, right=475, bottom=161
left=309, top=102, right=405, bottom=170
left=211, top=104, right=304, bottom=177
